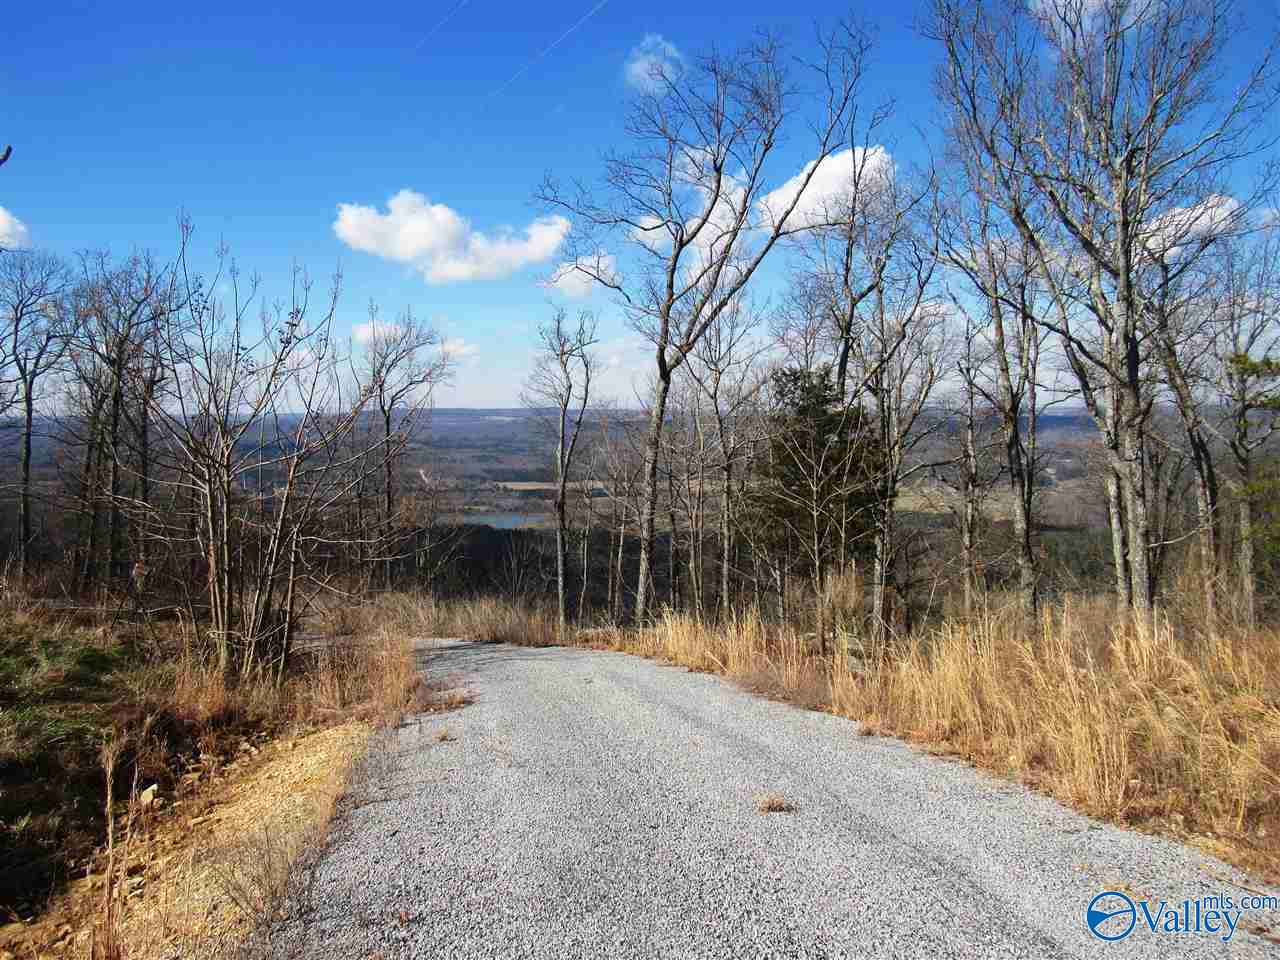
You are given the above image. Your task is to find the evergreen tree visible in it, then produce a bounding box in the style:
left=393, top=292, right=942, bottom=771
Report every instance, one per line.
left=750, top=365, right=884, bottom=633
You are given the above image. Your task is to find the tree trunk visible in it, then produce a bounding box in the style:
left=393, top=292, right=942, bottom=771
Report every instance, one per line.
left=1238, top=491, right=1256, bottom=627
left=1120, top=432, right=1155, bottom=613
left=720, top=459, right=732, bottom=621
left=606, top=513, right=617, bottom=623
left=635, top=374, right=672, bottom=623
left=384, top=408, right=395, bottom=591
left=1191, top=456, right=1220, bottom=626
left=1106, top=469, right=1132, bottom=608
left=578, top=487, right=591, bottom=623
left=871, top=508, right=894, bottom=645
left=138, top=386, right=152, bottom=567
left=1011, top=469, right=1037, bottom=617
left=107, top=364, right=125, bottom=582
left=614, top=513, right=627, bottom=624
left=18, top=388, right=33, bottom=581
left=960, top=403, right=978, bottom=620
left=555, top=501, right=567, bottom=641
left=667, top=475, right=679, bottom=615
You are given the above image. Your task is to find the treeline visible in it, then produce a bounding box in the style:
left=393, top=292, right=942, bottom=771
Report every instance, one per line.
left=3, top=0, right=1280, bottom=660
left=526, top=0, right=1280, bottom=638
left=0, top=233, right=450, bottom=675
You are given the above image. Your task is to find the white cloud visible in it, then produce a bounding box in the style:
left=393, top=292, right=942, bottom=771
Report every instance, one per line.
left=594, top=333, right=654, bottom=402
left=0, top=207, right=30, bottom=248
left=546, top=253, right=618, bottom=298
left=624, top=34, right=684, bottom=92
left=758, top=147, right=894, bottom=231
left=1145, top=194, right=1242, bottom=259
left=334, top=190, right=570, bottom=284
left=352, top=319, right=405, bottom=344
left=441, top=337, right=479, bottom=360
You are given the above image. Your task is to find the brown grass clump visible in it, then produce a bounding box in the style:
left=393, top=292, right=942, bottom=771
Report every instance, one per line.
left=757, top=793, right=798, bottom=814
left=345, top=592, right=561, bottom=647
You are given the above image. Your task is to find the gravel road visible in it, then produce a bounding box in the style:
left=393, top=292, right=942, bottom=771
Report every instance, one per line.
left=270, top=639, right=1279, bottom=958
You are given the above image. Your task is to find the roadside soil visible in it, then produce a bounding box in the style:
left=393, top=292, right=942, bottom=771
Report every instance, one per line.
left=0, top=722, right=370, bottom=960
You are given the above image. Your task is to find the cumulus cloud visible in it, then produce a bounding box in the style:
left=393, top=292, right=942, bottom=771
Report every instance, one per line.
left=441, top=337, right=479, bottom=360
left=352, top=319, right=405, bottom=344
left=594, top=333, right=655, bottom=402
left=546, top=253, right=619, bottom=298
left=0, top=207, right=30, bottom=248
left=758, top=147, right=894, bottom=231
left=334, top=190, right=570, bottom=284
left=624, top=34, right=684, bottom=92
left=1145, top=194, right=1242, bottom=258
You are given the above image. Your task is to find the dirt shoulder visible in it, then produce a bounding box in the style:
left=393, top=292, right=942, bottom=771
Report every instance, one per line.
left=1, top=721, right=371, bottom=960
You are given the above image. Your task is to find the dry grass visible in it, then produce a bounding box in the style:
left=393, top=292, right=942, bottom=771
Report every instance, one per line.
left=333, top=592, right=562, bottom=647
left=404, top=592, right=1280, bottom=879
left=0, top=601, right=424, bottom=935
left=27, top=722, right=373, bottom=960
left=844, top=603, right=1280, bottom=865
left=757, top=793, right=797, bottom=814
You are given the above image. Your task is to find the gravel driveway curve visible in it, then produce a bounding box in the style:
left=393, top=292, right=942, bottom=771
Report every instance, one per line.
left=270, top=639, right=1279, bottom=959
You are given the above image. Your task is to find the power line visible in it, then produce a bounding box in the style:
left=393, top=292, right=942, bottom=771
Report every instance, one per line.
left=413, top=0, right=473, bottom=53
left=489, top=0, right=611, bottom=97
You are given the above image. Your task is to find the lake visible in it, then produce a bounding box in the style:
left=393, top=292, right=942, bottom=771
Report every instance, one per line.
left=449, top=513, right=549, bottom=530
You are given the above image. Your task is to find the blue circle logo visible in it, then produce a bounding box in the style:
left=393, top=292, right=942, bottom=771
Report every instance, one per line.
left=1087, top=891, right=1137, bottom=941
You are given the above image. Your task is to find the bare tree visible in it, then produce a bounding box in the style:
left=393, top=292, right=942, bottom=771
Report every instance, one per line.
left=942, top=186, right=1052, bottom=616
left=929, top=0, right=1279, bottom=612
left=523, top=309, right=597, bottom=638
left=539, top=23, right=875, bottom=621
left=1206, top=222, right=1280, bottom=624
left=70, top=250, right=177, bottom=585
left=930, top=304, right=1003, bottom=618
left=353, top=303, right=449, bottom=590
left=151, top=241, right=376, bottom=677
left=685, top=301, right=766, bottom=618
left=847, top=221, right=948, bottom=642
left=0, top=251, right=72, bottom=578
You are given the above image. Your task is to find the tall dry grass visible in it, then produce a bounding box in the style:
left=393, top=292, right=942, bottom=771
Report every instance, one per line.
left=141, top=626, right=426, bottom=735
left=835, top=603, right=1280, bottom=840
left=332, top=592, right=561, bottom=647
left=400, top=590, right=1280, bottom=875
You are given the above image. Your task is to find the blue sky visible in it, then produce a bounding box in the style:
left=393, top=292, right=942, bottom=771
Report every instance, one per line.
left=3, top=1, right=1277, bottom=404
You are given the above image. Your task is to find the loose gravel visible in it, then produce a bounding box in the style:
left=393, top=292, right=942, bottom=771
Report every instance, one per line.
left=268, top=639, right=1279, bottom=958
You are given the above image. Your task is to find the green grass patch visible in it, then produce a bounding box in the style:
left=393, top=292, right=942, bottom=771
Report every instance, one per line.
left=0, top=614, right=152, bottom=916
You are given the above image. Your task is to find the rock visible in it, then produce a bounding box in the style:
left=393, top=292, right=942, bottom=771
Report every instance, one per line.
left=139, top=784, right=159, bottom=809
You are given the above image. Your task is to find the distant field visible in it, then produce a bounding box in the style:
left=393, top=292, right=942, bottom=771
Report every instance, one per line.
left=491, top=478, right=1098, bottom=530
left=498, top=481, right=600, bottom=493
